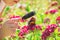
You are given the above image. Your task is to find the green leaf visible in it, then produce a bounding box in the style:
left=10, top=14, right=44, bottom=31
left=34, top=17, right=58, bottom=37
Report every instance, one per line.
left=26, top=5, right=30, bottom=12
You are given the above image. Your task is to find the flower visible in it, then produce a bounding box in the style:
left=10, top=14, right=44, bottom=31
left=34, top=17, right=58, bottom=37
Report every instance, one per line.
left=10, top=15, right=21, bottom=21
left=36, top=25, right=42, bottom=30
left=45, top=11, right=49, bottom=15
left=49, top=9, right=58, bottom=14
left=56, top=16, right=60, bottom=21
left=18, top=31, right=24, bottom=38
left=41, top=24, right=57, bottom=40
left=45, top=9, right=58, bottom=14
left=56, top=16, right=60, bottom=27
left=10, top=15, right=26, bottom=22
left=10, top=16, right=20, bottom=19
left=18, top=17, right=42, bottom=38
left=51, top=1, right=58, bottom=6
left=18, top=26, right=29, bottom=38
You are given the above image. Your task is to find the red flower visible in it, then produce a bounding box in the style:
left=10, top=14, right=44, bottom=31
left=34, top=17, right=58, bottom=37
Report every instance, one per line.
left=49, top=9, right=58, bottom=14
left=45, top=11, right=49, bottom=15
left=56, top=16, right=60, bottom=21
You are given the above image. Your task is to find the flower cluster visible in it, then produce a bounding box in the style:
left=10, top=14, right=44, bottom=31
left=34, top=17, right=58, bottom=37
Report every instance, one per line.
left=18, top=17, right=42, bottom=38
left=45, top=1, right=58, bottom=15
left=18, top=26, right=29, bottom=38
left=45, top=9, right=58, bottom=15
left=10, top=15, right=25, bottom=22
left=41, top=24, right=57, bottom=40
left=18, top=25, right=42, bottom=38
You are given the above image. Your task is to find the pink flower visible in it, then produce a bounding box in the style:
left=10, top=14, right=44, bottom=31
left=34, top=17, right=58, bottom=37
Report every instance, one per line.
left=21, top=26, right=28, bottom=33
left=10, top=16, right=21, bottom=21
left=28, top=25, right=35, bottom=31
left=56, top=16, right=60, bottom=21
left=22, top=26, right=28, bottom=29
left=56, top=16, right=60, bottom=27
left=10, top=16, right=20, bottom=19
left=47, top=24, right=57, bottom=28
left=18, top=32, right=24, bottom=38
left=36, top=25, right=42, bottom=30
left=18, top=26, right=29, bottom=38
left=41, top=24, right=57, bottom=40
left=10, top=15, right=26, bottom=22
left=49, top=9, right=58, bottom=14
left=51, top=1, right=58, bottom=6
left=45, top=11, right=49, bottom=15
